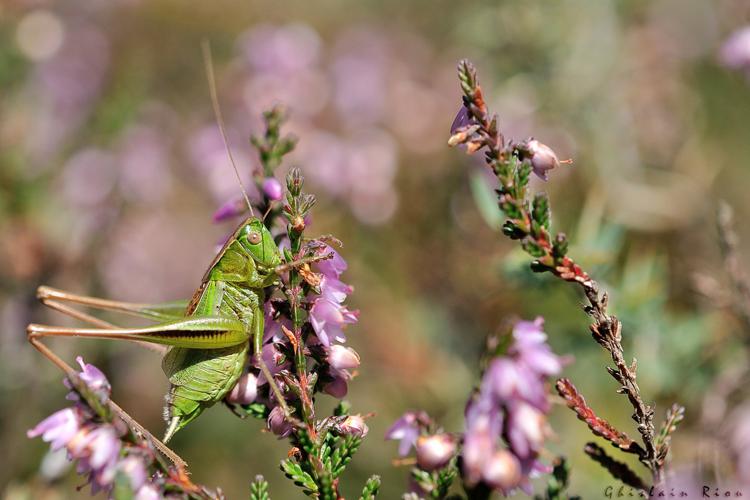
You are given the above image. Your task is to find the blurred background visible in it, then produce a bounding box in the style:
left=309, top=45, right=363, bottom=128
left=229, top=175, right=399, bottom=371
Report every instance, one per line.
left=2, top=0, right=750, bottom=498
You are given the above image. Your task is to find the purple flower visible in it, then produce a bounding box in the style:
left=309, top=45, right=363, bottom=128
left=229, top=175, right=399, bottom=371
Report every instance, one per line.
left=463, top=396, right=503, bottom=486
left=336, top=414, right=369, bottom=438
left=518, top=139, right=561, bottom=181
left=27, top=407, right=81, bottom=450
left=74, top=356, right=111, bottom=402
left=212, top=196, right=247, bottom=222
left=320, top=275, right=353, bottom=304
left=70, top=425, right=122, bottom=492
left=327, top=345, right=360, bottom=371
left=506, top=402, right=548, bottom=459
left=385, top=411, right=430, bottom=457
left=450, top=105, right=471, bottom=134
left=719, top=26, right=750, bottom=76
left=313, top=243, right=348, bottom=278
left=415, top=434, right=456, bottom=471
left=309, top=298, right=358, bottom=346
left=267, top=405, right=293, bottom=437
left=321, top=371, right=351, bottom=398
left=262, top=177, right=284, bottom=201
left=263, top=300, right=293, bottom=343
left=226, top=372, right=259, bottom=405
left=460, top=317, right=565, bottom=493
left=255, top=342, right=291, bottom=386
left=481, top=450, right=522, bottom=493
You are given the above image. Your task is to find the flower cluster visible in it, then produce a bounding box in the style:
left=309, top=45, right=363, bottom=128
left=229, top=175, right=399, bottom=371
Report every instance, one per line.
left=386, top=319, right=565, bottom=497
left=463, top=318, right=564, bottom=494
left=27, top=357, right=208, bottom=499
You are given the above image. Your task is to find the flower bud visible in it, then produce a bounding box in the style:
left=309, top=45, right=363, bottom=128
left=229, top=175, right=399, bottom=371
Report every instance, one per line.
left=262, top=177, right=284, bottom=201
left=415, top=434, right=456, bottom=471
left=226, top=372, right=258, bottom=405
left=520, top=139, right=560, bottom=181
left=291, top=214, right=305, bottom=232
left=267, top=406, right=293, bottom=437
left=337, top=414, right=369, bottom=438
left=481, top=449, right=521, bottom=492
left=327, top=345, right=360, bottom=371
left=213, top=196, right=246, bottom=222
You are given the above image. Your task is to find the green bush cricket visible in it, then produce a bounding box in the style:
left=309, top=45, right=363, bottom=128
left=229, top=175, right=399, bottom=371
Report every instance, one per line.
left=26, top=42, right=326, bottom=469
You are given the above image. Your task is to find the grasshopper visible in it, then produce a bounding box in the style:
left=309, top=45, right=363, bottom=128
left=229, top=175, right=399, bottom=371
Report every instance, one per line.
left=26, top=42, right=320, bottom=468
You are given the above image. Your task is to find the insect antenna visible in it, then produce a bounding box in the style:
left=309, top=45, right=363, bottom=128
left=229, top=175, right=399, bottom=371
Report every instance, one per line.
left=201, top=39, right=254, bottom=216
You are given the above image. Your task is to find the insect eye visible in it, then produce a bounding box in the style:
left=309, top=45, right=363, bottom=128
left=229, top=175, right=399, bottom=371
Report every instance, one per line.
left=248, top=232, right=262, bottom=245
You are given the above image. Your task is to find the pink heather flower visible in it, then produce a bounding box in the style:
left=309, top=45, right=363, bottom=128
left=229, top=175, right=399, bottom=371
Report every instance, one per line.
left=336, top=414, right=369, bottom=438
left=267, top=405, right=293, bottom=437
left=462, top=396, right=503, bottom=486
left=385, top=411, right=430, bottom=457
left=327, top=345, right=360, bottom=371
left=212, top=196, right=247, bottom=222
left=70, top=426, right=122, bottom=492
left=450, top=105, right=471, bottom=134
left=226, top=372, right=259, bottom=405
left=118, top=456, right=147, bottom=492
left=719, top=26, right=750, bottom=76
left=255, top=342, right=291, bottom=386
left=262, top=177, right=284, bottom=201
left=313, top=243, right=348, bottom=278
left=519, top=139, right=561, bottom=181
left=320, top=275, right=353, bottom=304
left=415, top=434, right=456, bottom=471
left=74, top=356, right=111, bottom=402
left=461, top=317, right=565, bottom=493
left=322, top=371, right=351, bottom=398
left=135, top=484, right=161, bottom=500
left=481, top=450, right=522, bottom=493
left=263, top=300, right=293, bottom=343
left=506, top=402, right=548, bottom=459
left=309, top=298, right=358, bottom=346
left=27, top=407, right=82, bottom=450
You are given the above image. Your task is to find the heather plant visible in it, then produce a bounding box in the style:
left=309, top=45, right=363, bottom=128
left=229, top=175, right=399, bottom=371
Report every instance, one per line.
left=20, top=51, right=746, bottom=500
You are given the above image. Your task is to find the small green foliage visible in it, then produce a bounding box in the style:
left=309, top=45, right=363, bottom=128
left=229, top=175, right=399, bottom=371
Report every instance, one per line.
left=534, top=457, right=580, bottom=500
left=330, top=435, right=362, bottom=478
left=296, top=428, right=318, bottom=458
left=251, top=106, right=298, bottom=174
left=359, top=475, right=381, bottom=500
left=457, top=59, right=478, bottom=98
left=408, top=462, right=458, bottom=500
left=250, top=475, right=271, bottom=500
left=522, top=237, right=546, bottom=258
left=552, top=233, right=569, bottom=260
left=280, top=459, right=318, bottom=496
left=334, top=400, right=352, bottom=416
left=242, top=402, right=270, bottom=419
left=532, top=192, right=551, bottom=231
left=514, top=161, right=532, bottom=199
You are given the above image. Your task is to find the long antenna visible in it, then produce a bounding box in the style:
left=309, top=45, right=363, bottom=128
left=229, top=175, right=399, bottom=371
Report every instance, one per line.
left=201, top=39, right=254, bottom=216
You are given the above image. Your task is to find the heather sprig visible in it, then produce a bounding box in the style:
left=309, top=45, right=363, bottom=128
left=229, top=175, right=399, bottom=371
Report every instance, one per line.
left=28, top=357, right=220, bottom=499
left=213, top=110, right=369, bottom=498
left=449, top=59, right=683, bottom=487
left=386, top=318, right=567, bottom=498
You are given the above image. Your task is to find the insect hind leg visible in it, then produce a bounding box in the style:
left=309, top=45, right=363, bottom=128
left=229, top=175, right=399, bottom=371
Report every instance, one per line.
left=26, top=327, right=188, bottom=470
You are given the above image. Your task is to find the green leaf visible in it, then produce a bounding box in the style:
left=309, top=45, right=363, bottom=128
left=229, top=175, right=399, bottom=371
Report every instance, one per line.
left=359, top=475, right=381, bottom=500
left=532, top=192, right=551, bottom=231
left=249, top=475, right=271, bottom=500
left=280, top=459, right=318, bottom=496
left=470, top=171, right=502, bottom=230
